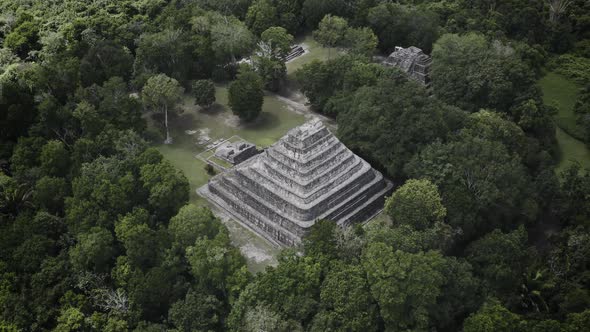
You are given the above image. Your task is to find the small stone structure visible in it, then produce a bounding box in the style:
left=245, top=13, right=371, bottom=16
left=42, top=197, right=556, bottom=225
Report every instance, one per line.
left=215, top=140, right=258, bottom=165
left=285, top=45, right=305, bottom=62
left=383, top=46, right=431, bottom=86
left=198, top=118, right=393, bottom=246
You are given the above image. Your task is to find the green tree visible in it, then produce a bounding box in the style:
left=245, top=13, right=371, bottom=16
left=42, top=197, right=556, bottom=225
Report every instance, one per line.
left=228, top=66, right=264, bottom=122
left=367, top=3, right=439, bottom=53
left=134, top=29, right=194, bottom=84
left=169, top=205, right=221, bottom=248
left=385, top=179, right=446, bottom=230
left=260, top=26, right=294, bottom=59
left=139, top=160, right=189, bottom=221
left=574, top=86, right=590, bottom=143
left=303, top=220, right=338, bottom=260
left=4, top=20, right=40, bottom=58
left=314, top=262, right=379, bottom=331
left=466, top=227, right=530, bottom=296
left=141, top=74, right=184, bottom=144
left=246, top=0, right=278, bottom=36
left=168, top=288, right=223, bottom=332
left=337, top=76, right=456, bottom=179
left=463, top=300, right=523, bottom=332
left=345, top=27, right=378, bottom=57
left=192, top=79, right=216, bottom=110
left=79, top=40, right=133, bottom=87
left=362, top=242, right=446, bottom=330
left=406, top=136, right=534, bottom=239
left=210, top=16, right=255, bottom=64
left=69, top=227, right=115, bottom=274
left=431, top=33, right=537, bottom=114
left=40, top=140, right=69, bottom=177
left=34, top=176, right=68, bottom=214
left=186, top=228, right=249, bottom=301
left=228, top=252, right=321, bottom=329
left=313, top=15, right=348, bottom=58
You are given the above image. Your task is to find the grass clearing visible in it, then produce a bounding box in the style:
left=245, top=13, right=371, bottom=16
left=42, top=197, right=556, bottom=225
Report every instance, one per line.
left=152, top=84, right=305, bottom=273
left=555, top=127, right=590, bottom=172
left=539, top=72, right=584, bottom=140
left=539, top=71, right=590, bottom=172
left=286, top=35, right=342, bottom=76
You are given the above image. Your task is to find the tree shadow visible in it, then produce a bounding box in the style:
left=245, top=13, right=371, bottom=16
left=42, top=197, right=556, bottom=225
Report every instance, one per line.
left=198, top=102, right=226, bottom=116
left=241, top=111, right=280, bottom=131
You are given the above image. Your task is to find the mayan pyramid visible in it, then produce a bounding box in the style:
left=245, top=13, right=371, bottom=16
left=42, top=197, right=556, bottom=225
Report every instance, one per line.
left=198, top=118, right=393, bottom=246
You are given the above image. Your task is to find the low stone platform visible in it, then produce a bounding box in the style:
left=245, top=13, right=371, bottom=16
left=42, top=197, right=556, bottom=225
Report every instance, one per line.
left=197, top=118, right=393, bottom=246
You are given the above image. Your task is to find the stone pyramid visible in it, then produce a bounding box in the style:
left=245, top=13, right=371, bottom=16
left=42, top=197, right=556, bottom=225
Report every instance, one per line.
left=198, top=118, right=393, bottom=246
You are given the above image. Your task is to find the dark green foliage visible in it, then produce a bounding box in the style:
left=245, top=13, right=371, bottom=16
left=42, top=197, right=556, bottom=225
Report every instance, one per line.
left=79, top=41, right=133, bottom=87
left=169, top=288, right=223, bottom=331
left=466, top=227, right=530, bottom=297
left=4, top=19, right=40, bottom=58
left=139, top=160, right=190, bottom=221
left=192, top=79, right=216, bottom=109
left=246, top=0, right=279, bottom=36
left=134, top=29, right=195, bottom=84
left=2, top=0, right=590, bottom=330
left=69, top=227, right=116, bottom=274
left=228, top=66, right=264, bottom=122
left=39, top=140, right=70, bottom=177
left=337, top=76, right=457, bottom=179
left=34, top=176, right=68, bottom=214
left=431, top=33, right=538, bottom=114
left=313, top=262, right=379, bottom=331
left=295, top=56, right=388, bottom=114
left=406, top=135, right=535, bottom=240
left=367, top=3, right=439, bottom=53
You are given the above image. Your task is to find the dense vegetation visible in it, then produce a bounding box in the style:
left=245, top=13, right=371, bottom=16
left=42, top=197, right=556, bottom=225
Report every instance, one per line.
left=1, top=0, right=589, bottom=331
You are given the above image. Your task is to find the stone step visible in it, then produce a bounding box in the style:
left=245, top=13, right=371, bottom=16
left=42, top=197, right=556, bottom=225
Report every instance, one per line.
left=234, top=157, right=374, bottom=218
left=269, top=135, right=342, bottom=172
left=203, top=182, right=301, bottom=246
left=333, top=176, right=394, bottom=226
left=320, top=169, right=386, bottom=221
left=262, top=151, right=358, bottom=194
left=244, top=155, right=365, bottom=206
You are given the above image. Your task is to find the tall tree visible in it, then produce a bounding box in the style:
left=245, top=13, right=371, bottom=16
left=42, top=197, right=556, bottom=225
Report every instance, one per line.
left=192, top=79, right=216, bottom=110
left=363, top=242, right=446, bottom=330
left=431, top=33, right=538, bottom=114
left=228, top=66, right=264, bottom=122
left=246, top=0, right=278, bottom=36
left=313, top=15, right=349, bottom=58
left=385, top=179, right=447, bottom=230
left=406, top=135, right=535, bottom=239
left=141, top=74, right=184, bottom=144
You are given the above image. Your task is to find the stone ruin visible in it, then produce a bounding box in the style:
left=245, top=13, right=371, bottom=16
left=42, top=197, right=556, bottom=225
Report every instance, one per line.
left=215, top=140, right=258, bottom=165
left=383, top=46, right=432, bottom=86
left=285, top=45, right=305, bottom=62
left=198, top=118, right=393, bottom=246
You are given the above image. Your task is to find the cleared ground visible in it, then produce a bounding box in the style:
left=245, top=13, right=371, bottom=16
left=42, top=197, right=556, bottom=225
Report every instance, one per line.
left=539, top=72, right=590, bottom=171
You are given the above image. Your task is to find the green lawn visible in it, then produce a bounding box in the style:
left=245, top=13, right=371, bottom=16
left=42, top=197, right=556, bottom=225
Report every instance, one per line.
left=152, top=84, right=305, bottom=273
left=555, top=127, right=590, bottom=172
left=286, top=35, right=340, bottom=75
left=539, top=72, right=590, bottom=172
left=539, top=72, right=584, bottom=140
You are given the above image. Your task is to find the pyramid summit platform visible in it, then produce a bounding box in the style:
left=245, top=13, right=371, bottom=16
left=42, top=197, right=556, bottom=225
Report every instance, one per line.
left=197, top=118, right=394, bottom=246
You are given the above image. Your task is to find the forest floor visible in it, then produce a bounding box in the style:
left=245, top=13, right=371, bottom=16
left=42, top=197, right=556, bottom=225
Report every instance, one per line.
left=539, top=72, right=590, bottom=172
